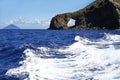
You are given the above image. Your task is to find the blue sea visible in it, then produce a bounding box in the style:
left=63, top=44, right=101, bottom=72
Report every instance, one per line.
left=0, top=30, right=120, bottom=80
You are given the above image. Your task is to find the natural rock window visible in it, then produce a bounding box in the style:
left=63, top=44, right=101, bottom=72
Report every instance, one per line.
left=49, top=0, right=120, bottom=30
left=67, top=19, right=75, bottom=27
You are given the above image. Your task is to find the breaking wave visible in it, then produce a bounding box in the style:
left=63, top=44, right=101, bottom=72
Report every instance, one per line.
left=5, top=33, right=120, bottom=80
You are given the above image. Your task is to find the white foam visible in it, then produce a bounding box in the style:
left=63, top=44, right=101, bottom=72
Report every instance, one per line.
left=104, top=33, right=120, bottom=41
left=6, top=34, right=120, bottom=80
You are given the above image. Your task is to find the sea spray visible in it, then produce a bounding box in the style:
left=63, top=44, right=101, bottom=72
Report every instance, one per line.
left=6, top=33, right=120, bottom=80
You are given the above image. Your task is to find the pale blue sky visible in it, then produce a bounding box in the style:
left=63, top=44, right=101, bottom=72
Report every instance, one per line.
left=0, top=0, right=94, bottom=29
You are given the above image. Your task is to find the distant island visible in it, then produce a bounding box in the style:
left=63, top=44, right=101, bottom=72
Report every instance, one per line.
left=4, top=24, right=20, bottom=29
left=49, top=0, right=120, bottom=30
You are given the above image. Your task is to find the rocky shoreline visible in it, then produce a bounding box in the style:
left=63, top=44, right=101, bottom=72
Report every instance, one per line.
left=49, top=0, right=120, bottom=30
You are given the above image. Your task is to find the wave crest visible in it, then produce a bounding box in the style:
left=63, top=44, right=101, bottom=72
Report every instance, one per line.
left=6, top=34, right=120, bottom=80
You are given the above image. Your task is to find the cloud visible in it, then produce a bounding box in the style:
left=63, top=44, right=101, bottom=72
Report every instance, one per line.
left=5, top=20, right=14, bottom=24
left=5, top=17, right=50, bottom=29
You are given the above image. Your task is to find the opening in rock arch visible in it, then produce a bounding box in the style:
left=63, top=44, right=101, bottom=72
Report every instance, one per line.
left=67, top=19, right=75, bottom=27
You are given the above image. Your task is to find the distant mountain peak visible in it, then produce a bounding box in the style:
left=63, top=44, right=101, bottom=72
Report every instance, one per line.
left=4, top=24, right=20, bottom=29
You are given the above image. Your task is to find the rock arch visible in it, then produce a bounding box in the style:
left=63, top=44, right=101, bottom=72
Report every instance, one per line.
left=49, top=14, right=73, bottom=29
left=49, top=0, right=120, bottom=30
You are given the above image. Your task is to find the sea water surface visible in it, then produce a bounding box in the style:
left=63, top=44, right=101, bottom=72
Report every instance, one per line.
left=0, top=30, right=120, bottom=80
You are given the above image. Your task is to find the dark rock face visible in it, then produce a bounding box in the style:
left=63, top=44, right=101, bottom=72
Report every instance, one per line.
left=49, top=14, right=71, bottom=29
left=49, top=0, right=120, bottom=30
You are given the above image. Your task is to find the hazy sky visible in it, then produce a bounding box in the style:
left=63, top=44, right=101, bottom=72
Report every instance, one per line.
left=0, top=0, right=94, bottom=29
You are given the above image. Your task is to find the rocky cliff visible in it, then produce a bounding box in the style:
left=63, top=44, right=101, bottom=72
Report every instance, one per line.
left=49, top=0, right=120, bottom=30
